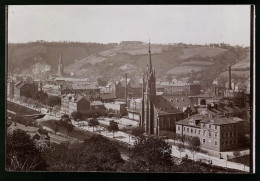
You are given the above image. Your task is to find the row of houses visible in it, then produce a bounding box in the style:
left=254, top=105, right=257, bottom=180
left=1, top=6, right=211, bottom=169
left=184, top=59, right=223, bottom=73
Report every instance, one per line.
left=60, top=93, right=126, bottom=116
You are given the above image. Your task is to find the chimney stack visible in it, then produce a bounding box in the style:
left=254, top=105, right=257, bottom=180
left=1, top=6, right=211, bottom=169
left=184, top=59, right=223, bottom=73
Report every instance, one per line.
left=228, top=66, right=232, bottom=90
left=125, top=73, right=127, bottom=107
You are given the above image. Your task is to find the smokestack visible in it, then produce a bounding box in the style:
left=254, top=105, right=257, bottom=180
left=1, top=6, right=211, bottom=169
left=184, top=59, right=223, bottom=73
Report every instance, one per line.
left=125, top=73, right=127, bottom=107
left=228, top=66, right=232, bottom=90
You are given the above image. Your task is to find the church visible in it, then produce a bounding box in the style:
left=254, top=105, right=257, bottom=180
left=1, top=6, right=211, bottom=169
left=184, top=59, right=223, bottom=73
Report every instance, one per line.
left=140, top=42, right=196, bottom=136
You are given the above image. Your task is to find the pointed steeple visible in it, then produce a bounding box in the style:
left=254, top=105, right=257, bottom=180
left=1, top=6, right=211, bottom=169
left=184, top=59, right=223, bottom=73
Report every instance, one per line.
left=148, top=39, right=152, bottom=74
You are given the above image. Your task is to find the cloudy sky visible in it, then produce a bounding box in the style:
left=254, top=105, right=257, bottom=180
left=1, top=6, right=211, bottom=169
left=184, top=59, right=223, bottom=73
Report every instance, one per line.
left=8, top=5, right=251, bottom=46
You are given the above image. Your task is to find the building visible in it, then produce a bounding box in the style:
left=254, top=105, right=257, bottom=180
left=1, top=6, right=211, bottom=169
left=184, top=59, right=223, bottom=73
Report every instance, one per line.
left=175, top=115, right=244, bottom=152
left=90, top=101, right=106, bottom=115
left=128, top=98, right=142, bottom=121
left=108, top=77, right=142, bottom=99
left=42, top=84, right=62, bottom=96
left=160, top=82, right=201, bottom=96
left=61, top=94, right=91, bottom=116
left=7, top=79, right=15, bottom=98
left=120, top=41, right=143, bottom=45
left=14, top=81, right=38, bottom=99
left=42, top=82, right=100, bottom=98
left=140, top=42, right=190, bottom=136
left=104, top=101, right=127, bottom=116
left=57, top=52, right=64, bottom=76
left=7, top=122, right=50, bottom=146
left=99, top=93, right=116, bottom=103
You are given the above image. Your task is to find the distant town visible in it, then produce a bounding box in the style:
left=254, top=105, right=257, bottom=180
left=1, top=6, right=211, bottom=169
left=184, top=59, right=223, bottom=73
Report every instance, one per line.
left=6, top=40, right=251, bottom=172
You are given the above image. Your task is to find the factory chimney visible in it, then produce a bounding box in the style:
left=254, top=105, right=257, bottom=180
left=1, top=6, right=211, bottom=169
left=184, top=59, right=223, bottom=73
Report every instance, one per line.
left=228, top=66, right=232, bottom=90
left=125, top=73, right=128, bottom=107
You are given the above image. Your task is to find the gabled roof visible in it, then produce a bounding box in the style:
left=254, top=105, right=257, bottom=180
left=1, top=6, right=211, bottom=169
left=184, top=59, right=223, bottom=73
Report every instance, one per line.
left=160, top=95, right=196, bottom=112
left=154, top=96, right=182, bottom=115
left=100, top=93, right=116, bottom=100
left=15, top=81, right=26, bottom=89
left=91, top=101, right=104, bottom=106
left=176, top=115, right=244, bottom=126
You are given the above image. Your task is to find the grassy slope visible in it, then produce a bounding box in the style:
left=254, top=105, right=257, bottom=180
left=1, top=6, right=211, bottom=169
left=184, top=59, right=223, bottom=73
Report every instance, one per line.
left=8, top=42, right=249, bottom=82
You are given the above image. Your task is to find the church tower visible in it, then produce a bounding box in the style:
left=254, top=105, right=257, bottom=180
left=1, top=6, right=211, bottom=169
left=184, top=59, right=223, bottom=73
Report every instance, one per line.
left=58, top=52, right=64, bottom=76
left=141, top=40, right=156, bottom=135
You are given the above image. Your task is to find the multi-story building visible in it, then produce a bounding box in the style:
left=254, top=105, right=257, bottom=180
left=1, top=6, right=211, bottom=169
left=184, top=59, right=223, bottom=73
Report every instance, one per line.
left=61, top=94, right=91, bottom=116
left=104, top=101, right=127, bottom=116
left=175, top=115, right=244, bottom=152
left=42, top=84, right=62, bottom=96
left=14, top=81, right=38, bottom=99
left=139, top=42, right=193, bottom=136
left=161, top=82, right=201, bottom=96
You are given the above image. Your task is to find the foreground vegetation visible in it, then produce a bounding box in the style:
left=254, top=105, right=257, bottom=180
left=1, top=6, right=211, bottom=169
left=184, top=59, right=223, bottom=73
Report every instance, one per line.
left=6, top=128, right=245, bottom=173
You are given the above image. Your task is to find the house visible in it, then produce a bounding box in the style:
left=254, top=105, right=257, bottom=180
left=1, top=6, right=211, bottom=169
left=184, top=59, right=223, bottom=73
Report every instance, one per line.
left=61, top=94, right=91, bottom=116
left=175, top=115, right=244, bottom=152
left=99, top=93, right=116, bottom=103
left=7, top=122, right=50, bottom=146
left=90, top=101, right=106, bottom=115
left=14, top=81, right=38, bottom=99
left=104, top=101, right=127, bottom=116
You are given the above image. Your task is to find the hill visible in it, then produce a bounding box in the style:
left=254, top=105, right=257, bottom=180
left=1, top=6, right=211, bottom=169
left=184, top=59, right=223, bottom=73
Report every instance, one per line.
left=7, top=42, right=249, bottom=89
left=7, top=42, right=115, bottom=73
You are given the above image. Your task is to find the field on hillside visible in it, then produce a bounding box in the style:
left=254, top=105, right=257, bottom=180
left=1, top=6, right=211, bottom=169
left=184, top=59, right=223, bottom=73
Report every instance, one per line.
left=232, top=53, right=250, bottom=70
left=8, top=42, right=115, bottom=72
left=180, top=47, right=227, bottom=59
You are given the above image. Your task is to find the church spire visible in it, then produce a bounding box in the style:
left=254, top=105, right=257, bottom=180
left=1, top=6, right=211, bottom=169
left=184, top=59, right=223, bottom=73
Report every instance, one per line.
left=148, top=39, right=152, bottom=74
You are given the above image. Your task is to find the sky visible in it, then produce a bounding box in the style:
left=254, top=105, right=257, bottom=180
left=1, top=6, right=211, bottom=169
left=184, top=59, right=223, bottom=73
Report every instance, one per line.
left=8, top=5, right=251, bottom=46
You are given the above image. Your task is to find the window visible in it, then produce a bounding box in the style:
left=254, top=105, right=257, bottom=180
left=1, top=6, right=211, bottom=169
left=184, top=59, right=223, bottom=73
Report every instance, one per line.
left=215, top=125, right=217, bottom=130
left=209, top=132, right=211, bottom=137
left=234, top=125, right=236, bottom=128
left=199, top=130, right=201, bottom=134
left=226, top=141, right=228, bottom=145
left=215, top=141, right=217, bottom=145
left=222, top=142, right=224, bottom=145
left=184, top=127, right=185, bottom=131
left=230, top=141, right=232, bottom=145
left=209, top=125, right=211, bottom=129
left=195, top=129, right=196, bottom=134
left=230, top=132, right=232, bottom=137
left=215, top=133, right=217, bottom=137
left=226, top=132, right=228, bottom=137
left=222, top=133, right=224, bottom=138
left=203, top=139, right=205, bottom=144
left=234, top=132, right=236, bottom=136
left=191, top=129, right=193, bottom=133
left=187, top=128, right=189, bottom=132
left=178, top=126, right=180, bottom=131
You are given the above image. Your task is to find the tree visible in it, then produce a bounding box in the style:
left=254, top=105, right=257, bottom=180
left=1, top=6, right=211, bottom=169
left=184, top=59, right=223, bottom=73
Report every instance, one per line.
left=6, top=130, right=47, bottom=171
left=88, top=118, right=99, bottom=132
left=45, top=96, right=61, bottom=107
left=124, top=137, right=173, bottom=172
left=177, top=143, right=185, bottom=159
left=188, top=136, right=201, bottom=161
left=233, top=151, right=241, bottom=162
left=46, top=135, right=124, bottom=171
left=50, top=120, right=60, bottom=134
left=59, top=118, right=74, bottom=136
left=107, top=120, right=119, bottom=138
left=131, top=127, right=144, bottom=142
left=238, top=133, right=250, bottom=148
left=71, top=111, right=84, bottom=125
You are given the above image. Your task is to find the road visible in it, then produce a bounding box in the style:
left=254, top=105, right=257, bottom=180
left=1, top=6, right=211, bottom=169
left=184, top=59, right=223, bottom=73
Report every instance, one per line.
left=72, top=119, right=249, bottom=172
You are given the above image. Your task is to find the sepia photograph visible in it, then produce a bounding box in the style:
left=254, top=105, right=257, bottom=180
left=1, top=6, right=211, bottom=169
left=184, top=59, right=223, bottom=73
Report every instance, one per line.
left=5, top=5, right=254, bottom=173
